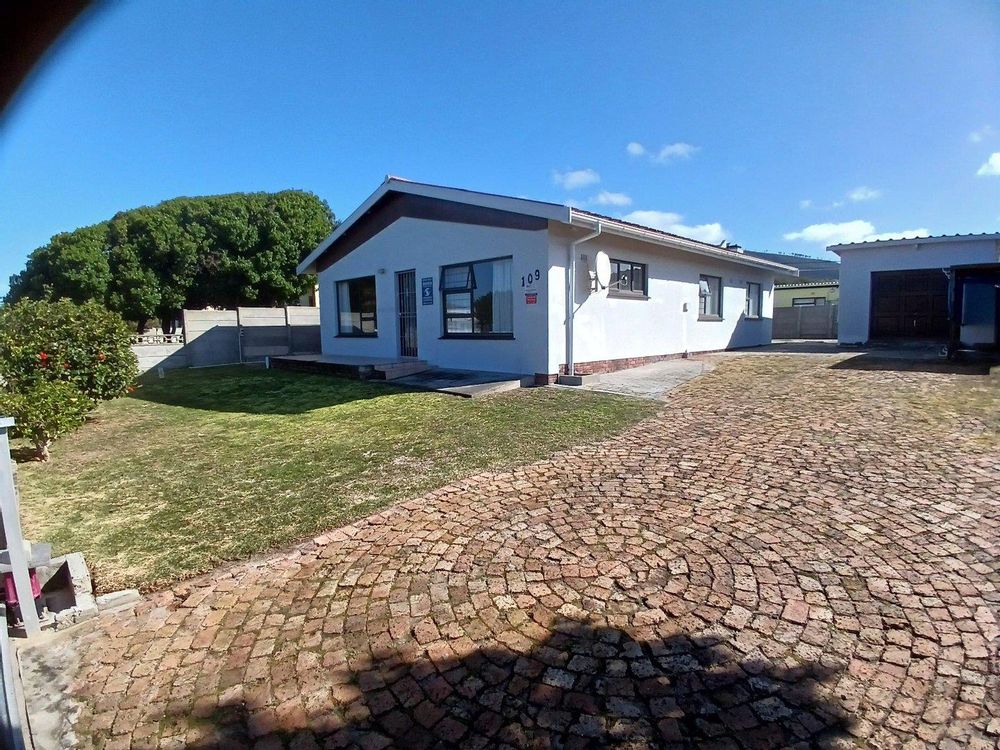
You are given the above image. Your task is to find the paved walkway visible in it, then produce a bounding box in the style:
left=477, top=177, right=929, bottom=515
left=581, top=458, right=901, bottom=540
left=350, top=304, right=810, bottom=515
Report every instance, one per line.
left=24, top=355, right=1000, bottom=749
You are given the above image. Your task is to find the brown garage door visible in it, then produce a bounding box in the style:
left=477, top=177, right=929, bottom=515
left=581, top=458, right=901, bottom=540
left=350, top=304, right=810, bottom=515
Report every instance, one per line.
left=870, top=269, right=949, bottom=339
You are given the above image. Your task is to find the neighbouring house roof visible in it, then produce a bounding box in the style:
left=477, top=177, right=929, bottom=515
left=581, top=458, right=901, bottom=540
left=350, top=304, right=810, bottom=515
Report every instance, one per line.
left=297, top=177, right=799, bottom=276
left=829, top=232, right=1000, bottom=254
left=775, top=280, right=839, bottom=290
left=742, top=250, right=839, bottom=284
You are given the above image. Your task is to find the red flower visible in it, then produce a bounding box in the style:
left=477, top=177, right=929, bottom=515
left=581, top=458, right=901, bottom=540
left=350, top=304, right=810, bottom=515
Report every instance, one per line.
left=63, top=362, right=70, bottom=369
left=38, top=351, right=48, bottom=361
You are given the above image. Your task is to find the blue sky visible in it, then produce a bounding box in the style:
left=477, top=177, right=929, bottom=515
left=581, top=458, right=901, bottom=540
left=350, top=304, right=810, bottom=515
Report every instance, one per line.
left=2, top=1, right=999, bottom=296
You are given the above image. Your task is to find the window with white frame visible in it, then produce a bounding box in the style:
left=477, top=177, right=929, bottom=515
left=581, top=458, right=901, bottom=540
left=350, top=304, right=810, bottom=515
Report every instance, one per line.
left=699, top=274, right=722, bottom=319
left=745, top=282, right=761, bottom=318
left=440, top=257, right=514, bottom=337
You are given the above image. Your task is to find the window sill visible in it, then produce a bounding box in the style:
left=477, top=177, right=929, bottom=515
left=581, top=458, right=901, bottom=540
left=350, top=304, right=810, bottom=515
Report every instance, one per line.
left=440, top=334, right=515, bottom=340
left=607, top=291, right=649, bottom=300
left=336, top=333, right=378, bottom=338
left=698, top=315, right=723, bottom=322
left=744, top=315, right=762, bottom=320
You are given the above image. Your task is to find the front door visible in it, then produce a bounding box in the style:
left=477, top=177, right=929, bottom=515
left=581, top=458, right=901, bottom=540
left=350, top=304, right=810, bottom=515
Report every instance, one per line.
left=396, top=270, right=418, bottom=357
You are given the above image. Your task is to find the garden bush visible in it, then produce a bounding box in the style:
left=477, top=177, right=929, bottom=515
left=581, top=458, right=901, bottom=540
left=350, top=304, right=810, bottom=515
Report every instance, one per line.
left=0, top=299, right=138, bottom=459
left=0, top=298, right=138, bottom=401
left=0, top=380, right=91, bottom=460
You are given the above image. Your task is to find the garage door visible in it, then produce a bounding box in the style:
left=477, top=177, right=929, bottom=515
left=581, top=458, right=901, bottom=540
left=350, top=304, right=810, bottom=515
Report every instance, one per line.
left=870, top=270, right=949, bottom=339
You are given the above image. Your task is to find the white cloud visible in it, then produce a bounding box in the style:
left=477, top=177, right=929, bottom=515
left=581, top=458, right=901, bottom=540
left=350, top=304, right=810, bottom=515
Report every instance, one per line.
left=622, top=210, right=728, bottom=244
left=553, top=168, right=600, bottom=190
left=592, top=190, right=632, bottom=207
left=976, top=152, right=1000, bottom=176
left=969, top=125, right=995, bottom=143
left=626, top=141, right=700, bottom=164
left=653, top=142, right=699, bottom=163
left=847, top=186, right=882, bottom=202
left=862, top=228, right=931, bottom=242
left=784, top=220, right=930, bottom=246
left=799, top=199, right=812, bottom=209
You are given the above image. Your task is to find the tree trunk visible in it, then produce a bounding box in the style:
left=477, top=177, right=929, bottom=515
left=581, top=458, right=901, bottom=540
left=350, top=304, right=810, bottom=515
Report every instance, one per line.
left=136, top=319, right=147, bottom=334
left=34, top=439, right=51, bottom=461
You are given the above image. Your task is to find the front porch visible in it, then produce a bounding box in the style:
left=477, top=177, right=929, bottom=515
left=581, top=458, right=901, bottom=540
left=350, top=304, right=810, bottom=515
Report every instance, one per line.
left=269, top=353, right=430, bottom=380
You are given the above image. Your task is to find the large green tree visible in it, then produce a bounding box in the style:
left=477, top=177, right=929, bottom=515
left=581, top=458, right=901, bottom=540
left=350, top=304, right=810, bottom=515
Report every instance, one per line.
left=6, top=191, right=335, bottom=330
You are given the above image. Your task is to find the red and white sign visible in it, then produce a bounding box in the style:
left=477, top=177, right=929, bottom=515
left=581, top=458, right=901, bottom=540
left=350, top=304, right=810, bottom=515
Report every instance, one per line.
left=525, top=293, right=538, bottom=305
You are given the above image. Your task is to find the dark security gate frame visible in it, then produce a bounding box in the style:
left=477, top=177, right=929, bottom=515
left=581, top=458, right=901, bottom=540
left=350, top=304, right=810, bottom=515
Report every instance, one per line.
left=397, top=270, right=418, bottom=358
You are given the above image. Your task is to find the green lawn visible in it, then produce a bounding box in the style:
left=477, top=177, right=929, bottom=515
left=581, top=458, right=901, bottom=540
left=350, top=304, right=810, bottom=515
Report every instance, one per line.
left=15, top=367, right=658, bottom=593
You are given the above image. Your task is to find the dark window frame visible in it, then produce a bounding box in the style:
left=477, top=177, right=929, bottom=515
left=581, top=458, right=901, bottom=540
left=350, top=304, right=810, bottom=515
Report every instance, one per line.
left=608, top=258, right=648, bottom=299
left=745, top=282, right=762, bottom=319
left=439, top=255, right=515, bottom=340
left=698, top=274, right=723, bottom=320
left=792, top=296, right=824, bottom=307
left=336, top=274, right=378, bottom=337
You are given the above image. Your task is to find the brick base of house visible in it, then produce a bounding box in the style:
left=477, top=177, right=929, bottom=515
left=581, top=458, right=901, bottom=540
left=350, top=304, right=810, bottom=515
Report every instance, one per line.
left=533, top=346, right=746, bottom=385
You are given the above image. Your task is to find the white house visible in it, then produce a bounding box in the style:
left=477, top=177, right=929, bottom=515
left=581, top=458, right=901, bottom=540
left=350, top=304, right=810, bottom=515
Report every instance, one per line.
left=833, top=233, right=1000, bottom=352
left=296, top=178, right=798, bottom=383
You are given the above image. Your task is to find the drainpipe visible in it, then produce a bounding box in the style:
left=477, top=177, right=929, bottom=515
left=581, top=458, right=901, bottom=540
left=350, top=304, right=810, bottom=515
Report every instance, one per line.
left=566, top=218, right=602, bottom=377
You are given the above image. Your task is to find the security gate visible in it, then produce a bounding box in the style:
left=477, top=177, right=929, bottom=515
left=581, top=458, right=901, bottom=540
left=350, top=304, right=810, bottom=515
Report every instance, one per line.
left=397, top=271, right=418, bottom=357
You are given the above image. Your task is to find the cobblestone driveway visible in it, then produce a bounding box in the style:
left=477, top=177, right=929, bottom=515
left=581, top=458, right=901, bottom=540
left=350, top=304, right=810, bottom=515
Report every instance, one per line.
left=27, top=355, right=999, bottom=749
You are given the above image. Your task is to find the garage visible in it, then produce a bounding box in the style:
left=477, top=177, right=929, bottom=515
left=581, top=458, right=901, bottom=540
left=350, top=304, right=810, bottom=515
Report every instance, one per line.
left=869, top=269, right=949, bottom=339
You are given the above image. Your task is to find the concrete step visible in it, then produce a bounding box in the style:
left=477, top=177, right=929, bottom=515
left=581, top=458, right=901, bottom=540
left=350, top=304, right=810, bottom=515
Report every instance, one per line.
left=375, top=361, right=431, bottom=380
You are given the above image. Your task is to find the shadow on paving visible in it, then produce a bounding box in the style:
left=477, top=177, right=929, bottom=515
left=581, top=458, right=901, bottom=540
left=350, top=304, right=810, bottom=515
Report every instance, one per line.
left=179, top=620, right=851, bottom=749
left=829, top=353, right=992, bottom=376
left=128, top=366, right=419, bottom=415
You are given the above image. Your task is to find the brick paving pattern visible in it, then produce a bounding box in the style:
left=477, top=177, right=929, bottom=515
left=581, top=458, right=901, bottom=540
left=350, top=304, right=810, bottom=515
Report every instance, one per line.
left=28, top=355, right=1000, bottom=749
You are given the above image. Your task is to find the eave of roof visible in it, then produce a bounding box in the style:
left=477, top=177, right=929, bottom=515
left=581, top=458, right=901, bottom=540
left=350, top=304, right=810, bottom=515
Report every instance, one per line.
left=298, top=178, right=799, bottom=276
left=569, top=208, right=799, bottom=275
left=297, top=177, right=568, bottom=274
left=775, top=280, right=840, bottom=289
left=829, top=232, right=1000, bottom=255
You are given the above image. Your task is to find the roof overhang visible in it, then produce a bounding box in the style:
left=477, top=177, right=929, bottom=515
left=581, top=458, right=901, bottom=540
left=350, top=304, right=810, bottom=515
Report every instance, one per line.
left=568, top=210, right=799, bottom=276
left=829, top=233, right=1000, bottom=256
left=298, top=177, right=799, bottom=277
left=297, top=178, right=568, bottom=274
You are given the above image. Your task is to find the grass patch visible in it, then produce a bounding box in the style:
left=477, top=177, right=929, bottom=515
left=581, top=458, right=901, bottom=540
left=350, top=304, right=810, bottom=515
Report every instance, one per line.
left=14, top=367, right=658, bottom=592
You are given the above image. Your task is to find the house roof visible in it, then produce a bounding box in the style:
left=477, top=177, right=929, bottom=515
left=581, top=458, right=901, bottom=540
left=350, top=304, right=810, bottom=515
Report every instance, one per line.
left=297, top=177, right=799, bottom=276
left=829, top=232, right=1000, bottom=254
left=775, top=280, right=839, bottom=290
left=741, top=250, right=840, bottom=283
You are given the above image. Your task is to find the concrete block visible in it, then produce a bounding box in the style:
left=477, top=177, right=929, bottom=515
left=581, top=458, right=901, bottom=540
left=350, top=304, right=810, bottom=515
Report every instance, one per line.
left=557, top=373, right=601, bottom=386
left=96, top=589, right=141, bottom=611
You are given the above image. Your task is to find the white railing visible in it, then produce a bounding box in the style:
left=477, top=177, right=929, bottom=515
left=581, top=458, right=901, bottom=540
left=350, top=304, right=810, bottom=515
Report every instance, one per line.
left=132, top=333, right=184, bottom=345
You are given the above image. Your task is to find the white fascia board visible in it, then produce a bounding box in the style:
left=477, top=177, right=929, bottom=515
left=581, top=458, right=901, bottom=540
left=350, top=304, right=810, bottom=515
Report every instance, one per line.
left=568, top=212, right=800, bottom=277
left=297, top=178, right=570, bottom=275
left=829, top=233, right=1000, bottom=255
left=297, top=182, right=392, bottom=275
left=388, top=179, right=570, bottom=223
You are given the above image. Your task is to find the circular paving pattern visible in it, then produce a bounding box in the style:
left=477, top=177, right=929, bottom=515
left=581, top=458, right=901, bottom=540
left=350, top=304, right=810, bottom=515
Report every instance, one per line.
left=23, top=355, right=1000, bottom=749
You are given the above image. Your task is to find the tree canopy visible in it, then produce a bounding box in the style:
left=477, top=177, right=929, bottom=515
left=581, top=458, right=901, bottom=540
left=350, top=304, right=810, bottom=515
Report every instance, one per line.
left=6, top=191, right=335, bottom=330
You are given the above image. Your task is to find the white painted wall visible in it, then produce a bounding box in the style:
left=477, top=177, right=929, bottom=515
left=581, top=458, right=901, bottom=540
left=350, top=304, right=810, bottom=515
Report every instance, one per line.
left=316, top=218, right=551, bottom=374
left=837, top=237, right=1000, bottom=344
left=546, top=227, right=776, bottom=373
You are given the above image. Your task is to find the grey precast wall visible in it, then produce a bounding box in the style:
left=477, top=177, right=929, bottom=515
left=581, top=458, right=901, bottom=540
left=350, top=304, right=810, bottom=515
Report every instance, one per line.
left=773, top=304, right=838, bottom=340
left=131, top=307, right=322, bottom=371
left=182, top=309, right=242, bottom=368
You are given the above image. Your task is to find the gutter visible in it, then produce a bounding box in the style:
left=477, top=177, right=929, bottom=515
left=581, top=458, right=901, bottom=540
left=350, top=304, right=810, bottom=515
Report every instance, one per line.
left=568, top=211, right=799, bottom=276
left=566, top=220, right=602, bottom=378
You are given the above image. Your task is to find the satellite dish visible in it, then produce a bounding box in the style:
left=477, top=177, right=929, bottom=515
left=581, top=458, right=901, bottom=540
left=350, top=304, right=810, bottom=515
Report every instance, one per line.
left=594, top=251, right=612, bottom=289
